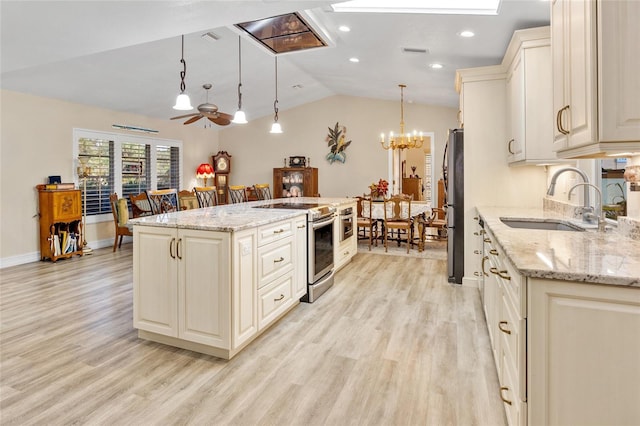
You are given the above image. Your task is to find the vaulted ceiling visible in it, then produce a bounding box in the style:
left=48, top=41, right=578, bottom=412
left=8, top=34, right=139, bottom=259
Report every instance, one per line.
left=0, top=1, right=550, bottom=124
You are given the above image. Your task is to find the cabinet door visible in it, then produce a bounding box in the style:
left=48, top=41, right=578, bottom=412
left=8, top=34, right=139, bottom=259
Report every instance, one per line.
left=528, top=279, right=640, bottom=426
left=133, top=226, right=178, bottom=337
left=506, top=53, right=524, bottom=162
left=52, top=191, right=82, bottom=222
left=566, top=0, right=597, bottom=148
left=551, top=0, right=569, bottom=151
left=294, top=217, right=308, bottom=298
left=178, top=229, right=231, bottom=348
left=233, top=228, right=258, bottom=349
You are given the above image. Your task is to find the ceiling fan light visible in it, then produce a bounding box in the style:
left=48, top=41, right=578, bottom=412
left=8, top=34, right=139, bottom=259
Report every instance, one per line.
left=270, top=122, right=283, bottom=134
left=232, top=109, right=247, bottom=124
left=173, top=93, right=193, bottom=110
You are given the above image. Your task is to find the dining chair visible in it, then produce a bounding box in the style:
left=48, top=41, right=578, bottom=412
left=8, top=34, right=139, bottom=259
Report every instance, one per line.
left=129, top=192, right=153, bottom=218
left=146, top=188, right=179, bottom=214
left=194, top=186, right=218, bottom=207
left=178, top=189, right=198, bottom=210
left=109, top=193, right=133, bottom=252
left=228, top=185, right=248, bottom=204
left=383, top=194, right=413, bottom=253
left=356, top=195, right=377, bottom=250
left=424, top=207, right=447, bottom=241
left=253, top=183, right=272, bottom=200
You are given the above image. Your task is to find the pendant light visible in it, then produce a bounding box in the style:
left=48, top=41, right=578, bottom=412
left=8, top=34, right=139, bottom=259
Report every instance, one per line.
left=269, top=56, right=283, bottom=134
left=173, top=35, right=193, bottom=111
left=232, top=36, right=248, bottom=124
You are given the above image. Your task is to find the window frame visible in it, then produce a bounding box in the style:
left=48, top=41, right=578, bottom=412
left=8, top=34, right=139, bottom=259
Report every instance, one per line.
left=73, top=128, right=183, bottom=224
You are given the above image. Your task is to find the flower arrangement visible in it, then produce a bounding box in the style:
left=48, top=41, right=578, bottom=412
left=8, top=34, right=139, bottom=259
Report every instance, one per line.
left=369, top=179, right=389, bottom=198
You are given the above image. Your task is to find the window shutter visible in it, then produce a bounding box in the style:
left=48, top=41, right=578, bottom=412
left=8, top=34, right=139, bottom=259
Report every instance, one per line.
left=78, top=137, right=114, bottom=216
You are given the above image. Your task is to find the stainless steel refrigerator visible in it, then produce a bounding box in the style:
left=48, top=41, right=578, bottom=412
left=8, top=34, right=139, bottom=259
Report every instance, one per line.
left=443, top=129, right=464, bottom=284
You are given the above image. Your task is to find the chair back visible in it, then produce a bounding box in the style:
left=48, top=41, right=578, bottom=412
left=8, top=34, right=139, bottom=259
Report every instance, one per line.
left=356, top=195, right=373, bottom=219
left=146, top=189, right=179, bottom=214
left=384, top=194, right=412, bottom=222
left=194, top=186, right=218, bottom=207
left=253, top=183, right=272, bottom=200
left=228, top=185, right=248, bottom=204
left=110, top=193, right=129, bottom=227
left=129, top=192, right=152, bottom=218
left=178, top=189, right=198, bottom=210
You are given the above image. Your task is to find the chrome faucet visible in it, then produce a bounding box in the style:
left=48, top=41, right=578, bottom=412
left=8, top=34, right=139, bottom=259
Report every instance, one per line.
left=568, top=183, right=606, bottom=232
left=547, top=167, right=591, bottom=220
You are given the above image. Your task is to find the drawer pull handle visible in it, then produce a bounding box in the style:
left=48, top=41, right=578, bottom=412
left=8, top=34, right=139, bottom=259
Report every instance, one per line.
left=273, top=229, right=284, bottom=234
left=490, top=267, right=511, bottom=280
left=169, top=238, right=176, bottom=259
left=474, top=250, right=480, bottom=254
left=344, top=251, right=349, bottom=256
left=297, top=225, right=306, bottom=229
left=499, top=387, right=513, bottom=406
left=489, top=249, right=499, bottom=256
left=484, top=238, right=492, bottom=243
left=481, top=256, right=489, bottom=276
left=507, top=138, right=515, bottom=154
left=498, top=321, right=512, bottom=335
left=274, top=294, right=285, bottom=302
left=273, top=257, right=284, bottom=263
left=177, top=238, right=182, bottom=260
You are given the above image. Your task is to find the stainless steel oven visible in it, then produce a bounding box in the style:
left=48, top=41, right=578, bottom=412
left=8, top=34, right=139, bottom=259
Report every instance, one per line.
left=339, top=206, right=354, bottom=242
left=303, top=207, right=335, bottom=303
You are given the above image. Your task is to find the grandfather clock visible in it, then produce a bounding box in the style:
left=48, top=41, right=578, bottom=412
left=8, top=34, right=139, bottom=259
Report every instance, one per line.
left=212, top=151, right=231, bottom=204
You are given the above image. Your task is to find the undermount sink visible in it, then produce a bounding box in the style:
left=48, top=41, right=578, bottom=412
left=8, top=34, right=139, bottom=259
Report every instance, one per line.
left=499, top=217, right=586, bottom=232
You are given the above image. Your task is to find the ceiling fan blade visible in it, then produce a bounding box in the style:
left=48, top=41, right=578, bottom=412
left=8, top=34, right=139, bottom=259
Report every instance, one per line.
left=217, top=112, right=233, bottom=121
left=184, top=115, right=204, bottom=125
left=201, top=111, right=219, bottom=119
left=171, top=113, right=199, bottom=120
left=208, top=116, right=231, bottom=126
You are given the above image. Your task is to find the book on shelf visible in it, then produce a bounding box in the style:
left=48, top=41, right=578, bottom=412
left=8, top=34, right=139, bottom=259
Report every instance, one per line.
left=44, top=183, right=76, bottom=190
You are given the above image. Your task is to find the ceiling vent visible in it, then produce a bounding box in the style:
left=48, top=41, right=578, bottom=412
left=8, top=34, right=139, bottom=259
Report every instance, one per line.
left=235, top=12, right=328, bottom=55
left=402, top=47, right=429, bottom=54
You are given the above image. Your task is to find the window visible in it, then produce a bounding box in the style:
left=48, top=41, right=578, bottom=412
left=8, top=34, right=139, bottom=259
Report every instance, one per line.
left=424, top=153, right=432, bottom=205
left=73, top=129, right=182, bottom=222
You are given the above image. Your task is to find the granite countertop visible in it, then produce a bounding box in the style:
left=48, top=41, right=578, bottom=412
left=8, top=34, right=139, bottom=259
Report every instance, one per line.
left=477, top=206, right=640, bottom=288
left=128, top=197, right=354, bottom=232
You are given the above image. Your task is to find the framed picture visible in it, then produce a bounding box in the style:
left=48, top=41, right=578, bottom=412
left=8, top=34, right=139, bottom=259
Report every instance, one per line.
left=122, top=160, right=143, bottom=175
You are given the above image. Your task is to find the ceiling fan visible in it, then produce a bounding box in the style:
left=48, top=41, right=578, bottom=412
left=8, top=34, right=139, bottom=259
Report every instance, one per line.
left=170, top=84, right=232, bottom=126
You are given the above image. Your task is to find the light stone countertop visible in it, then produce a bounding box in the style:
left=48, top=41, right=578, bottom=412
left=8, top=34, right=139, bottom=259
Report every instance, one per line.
left=128, top=197, right=355, bottom=232
left=477, top=206, right=640, bottom=288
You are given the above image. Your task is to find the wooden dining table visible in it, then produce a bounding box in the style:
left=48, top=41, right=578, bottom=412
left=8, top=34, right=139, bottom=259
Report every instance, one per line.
left=362, top=201, right=433, bottom=251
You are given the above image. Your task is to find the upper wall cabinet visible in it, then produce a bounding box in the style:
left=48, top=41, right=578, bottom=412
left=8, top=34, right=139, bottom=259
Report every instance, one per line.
left=552, top=0, right=640, bottom=158
left=503, top=27, right=558, bottom=165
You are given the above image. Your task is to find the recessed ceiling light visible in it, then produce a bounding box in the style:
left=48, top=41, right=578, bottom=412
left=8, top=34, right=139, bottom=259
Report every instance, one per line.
left=429, top=63, right=444, bottom=69
left=331, top=0, right=500, bottom=15
left=339, top=25, right=351, bottom=32
left=460, top=30, right=475, bottom=38
left=349, top=57, right=360, bottom=63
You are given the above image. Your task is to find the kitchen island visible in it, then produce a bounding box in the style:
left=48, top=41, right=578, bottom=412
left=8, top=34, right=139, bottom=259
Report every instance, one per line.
left=129, top=197, right=354, bottom=360
left=476, top=206, right=640, bottom=426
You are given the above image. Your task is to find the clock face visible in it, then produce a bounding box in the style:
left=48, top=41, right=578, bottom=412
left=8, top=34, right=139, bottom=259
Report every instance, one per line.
left=217, top=158, right=228, bottom=172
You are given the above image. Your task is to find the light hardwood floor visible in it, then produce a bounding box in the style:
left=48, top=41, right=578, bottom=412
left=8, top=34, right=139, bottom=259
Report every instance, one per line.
left=0, top=244, right=506, bottom=425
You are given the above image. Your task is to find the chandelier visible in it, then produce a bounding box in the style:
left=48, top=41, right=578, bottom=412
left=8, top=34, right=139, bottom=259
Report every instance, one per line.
left=380, top=84, right=424, bottom=150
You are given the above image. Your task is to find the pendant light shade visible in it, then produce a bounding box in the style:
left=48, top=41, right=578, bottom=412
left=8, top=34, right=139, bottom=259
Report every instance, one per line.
left=173, top=35, right=193, bottom=111
left=269, top=56, right=282, bottom=133
left=232, top=36, right=248, bottom=124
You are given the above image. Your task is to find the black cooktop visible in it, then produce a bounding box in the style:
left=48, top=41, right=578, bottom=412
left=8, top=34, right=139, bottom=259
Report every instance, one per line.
left=253, top=202, right=323, bottom=210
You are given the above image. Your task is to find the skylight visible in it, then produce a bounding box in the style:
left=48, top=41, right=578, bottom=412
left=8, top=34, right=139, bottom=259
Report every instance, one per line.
left=330, top=0, right=501, bottom=15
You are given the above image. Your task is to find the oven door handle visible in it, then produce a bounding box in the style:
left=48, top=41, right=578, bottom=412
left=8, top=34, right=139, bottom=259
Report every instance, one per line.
left=311, top=214, right=335, bottom=230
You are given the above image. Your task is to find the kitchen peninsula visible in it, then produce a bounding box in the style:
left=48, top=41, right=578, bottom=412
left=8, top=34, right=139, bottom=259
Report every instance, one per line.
left=129, top=197, right=354, bottom=360
left=475, top=206, right=640, bottom=425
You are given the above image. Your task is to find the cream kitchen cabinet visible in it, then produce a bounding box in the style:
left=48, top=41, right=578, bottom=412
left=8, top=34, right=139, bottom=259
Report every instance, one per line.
left=552, top=0, right=640, bottom=158
left=133, top=226, right=231, bottom=350
left=133, top=216, right=305, bottom=360
left=503, top=27, right=556, bottom=165
left=334, top=202, right=357, bottom=272
left=528, top=278, right=640, bottom=425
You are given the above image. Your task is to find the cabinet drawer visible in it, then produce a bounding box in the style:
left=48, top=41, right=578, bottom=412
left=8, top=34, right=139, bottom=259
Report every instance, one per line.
left=258, top=271, right=293, bottom=330
left=258, top=219, right=293, bottom=246
left=502, top=257, right=525, bottom=316
left=257, top=237, right=293, bottom=289
left=500, top=354, right=527, bottom=426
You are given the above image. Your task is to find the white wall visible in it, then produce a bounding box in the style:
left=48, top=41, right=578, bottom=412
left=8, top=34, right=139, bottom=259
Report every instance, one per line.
left=0, top=89, right=218, bottom=266
left=218, top=95, right=457, bottom=199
